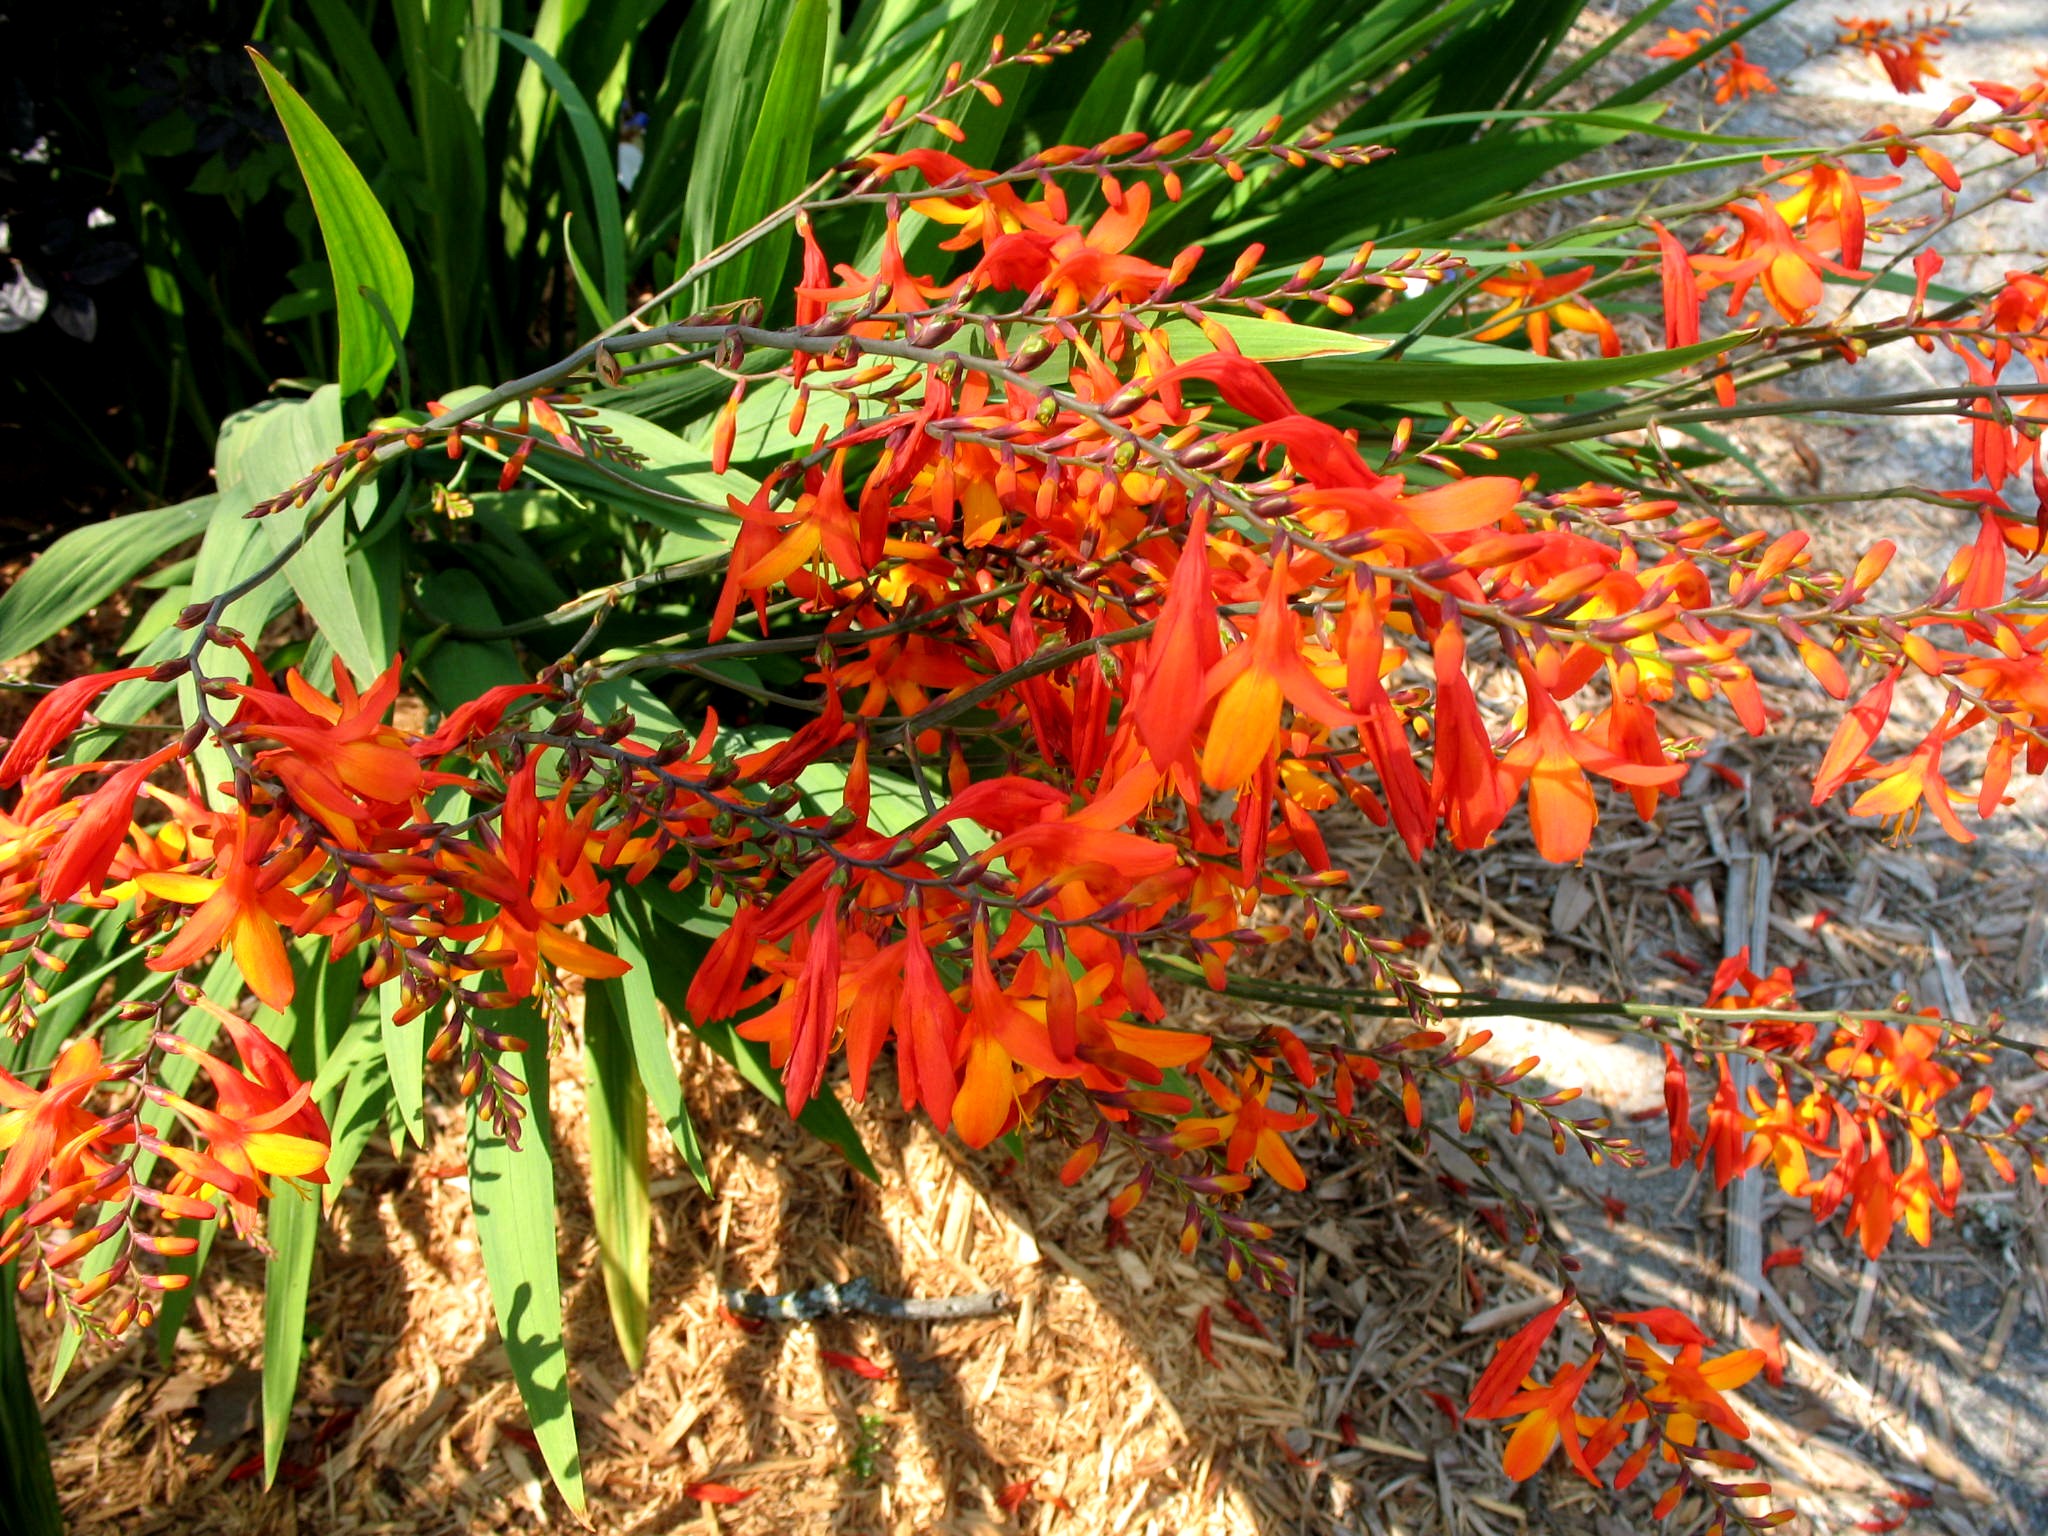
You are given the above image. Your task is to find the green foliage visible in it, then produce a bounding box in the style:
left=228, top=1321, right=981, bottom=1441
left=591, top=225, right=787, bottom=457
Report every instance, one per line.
left=4, top=0, right=1822, bottom=1514
left=9, top=0, right=1751, bottom=508
left=468, top=1023, right=585, bottom=1514
left=582, top=983, right=653, bottom=1371
left=0, top=496, right=215, bottom=662
left=0, top=1261, right=63, bottom=1536
left=249, top=48, right=416, bottom=402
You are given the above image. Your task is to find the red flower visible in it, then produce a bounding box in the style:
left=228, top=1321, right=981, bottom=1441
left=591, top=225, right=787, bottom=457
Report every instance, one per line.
left=0, top=667, right=154, bottom=786
left=39, top=744, right=182, bottom=905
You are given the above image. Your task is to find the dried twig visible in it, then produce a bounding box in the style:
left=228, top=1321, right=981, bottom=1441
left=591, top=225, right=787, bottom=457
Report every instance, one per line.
left=720, top=1277, right=1012, bottom=1322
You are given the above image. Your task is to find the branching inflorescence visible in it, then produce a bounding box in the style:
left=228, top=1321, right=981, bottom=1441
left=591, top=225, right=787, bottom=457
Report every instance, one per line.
left=4, top=20, right=2048, bottom=1530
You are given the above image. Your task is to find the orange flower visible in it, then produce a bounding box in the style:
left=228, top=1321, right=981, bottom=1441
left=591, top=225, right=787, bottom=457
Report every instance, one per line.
left=150, top=1008, right=331, bottom=1230
left=1647, top=26, right=1711, bottom=60
left=1847, top=711, right=1974, bottom=842
left=1840, top=16, right=1949, bottom=95
left=952, top=929, right=1085, bottom=1148
left=1770, top=159, right=1897, bottom=272
left=229, top=658, right=423, bottom=843
left=976, top=764, right=1182, bottom=912
left=1493, top=1353, right=1605, bottom=1481
left=1812, top=665, right=1898, bottom=804
left=969, top=180, right=1169, bottom=315
left=1711, top=45, right=1776, bottom=103
left=0, top=1038, right=133, bottom=1215
left=797, top=219, right=962, bottom=331
left=1693, top=198, right=1862, bottom=325
left=442, top=763, right=631, bottom=997
left=1623, top=1336, right=1763, bottom=1444
left=1476, top=252, right=1620, bottom=358
left=1743, top=1087, right=1830, bottom=1196
left=866, top=148, right=1058, bottom=253
left=1465, top=1301, right=1618, bottom=1482
left=1200, top=563, right=1356, bottom=789
left=136, top=813, right=308, bottom=1013
left=1179, top=1067, right=1315, bottom=1190
left=1499, top=674, right=1686, bottom=864
left=734, top=450, right=870, bottom=592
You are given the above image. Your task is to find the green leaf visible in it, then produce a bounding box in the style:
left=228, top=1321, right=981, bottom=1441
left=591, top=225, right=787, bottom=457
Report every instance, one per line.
left=260, top=1182, right=322, bottom=1487
left=0, top=1261, right=62, bottom=1536
left=496, top=30, right=626, bottom=320
left=380, top=980, right=430, bottom=1152
left=315, top=977, right=390, bottom=1200
left=532, top=404, right=755, bottom=531
left=1159, top=313, right=1747, bottom=409
left=248, top=49, right=415, bottom=402
left=711, top=0, right=829, bottom=312
left=598, top=905, right=710, bottom=1193
left=254, top=388, right=385, bottom=682
left=302, top=0, right=424, bottom=172
left=562, top=212, right=616, bottom=329
left=458, top=0, right=504, bottom=120
left=1055, top=34, right=1145, bottom=150
left=683, top=0, right=793, bottom=311
left=1351, top=0, right=1581, bottom=143
left=324, top=1051, right=393, bottom=1198
left=141, top=390, right=349, bottom=791
left=261, top=961, right=330, bottom=1490
left=415, top=571, right=528, bottom=705
left=1527, top=0, right=1686, bottom=105
left=0, top=495, right=213, bottom=661
left=468, top=1022, right=585, bottom=1513
left=582, top=984, right=652, bottom=1370
left=1309, top=104, right=1671, bottom=250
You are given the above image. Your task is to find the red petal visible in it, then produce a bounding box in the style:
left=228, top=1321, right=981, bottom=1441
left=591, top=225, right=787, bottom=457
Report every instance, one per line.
left=820, top=1348, right=891, bottom=1380
left=684, top=1482, right=754, bottom=1505
left=1466, top=1300, right=1568, bottom=1420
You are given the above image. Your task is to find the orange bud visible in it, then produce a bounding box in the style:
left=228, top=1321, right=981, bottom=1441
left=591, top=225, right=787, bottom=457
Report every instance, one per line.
left=1058, top=1138, right=1102, bottom=1186
left=1917, top=145, right=1960, bottom=190
left=711, top=390, right=741, bottom=475
left=1107, top=1171, right=1149, bottom=1220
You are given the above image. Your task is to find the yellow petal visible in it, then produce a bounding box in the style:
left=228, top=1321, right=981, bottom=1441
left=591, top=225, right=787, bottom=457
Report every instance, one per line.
left=134, top=871, right=224, bottom=905
left=242, top=1131, right=330, bottom=1180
